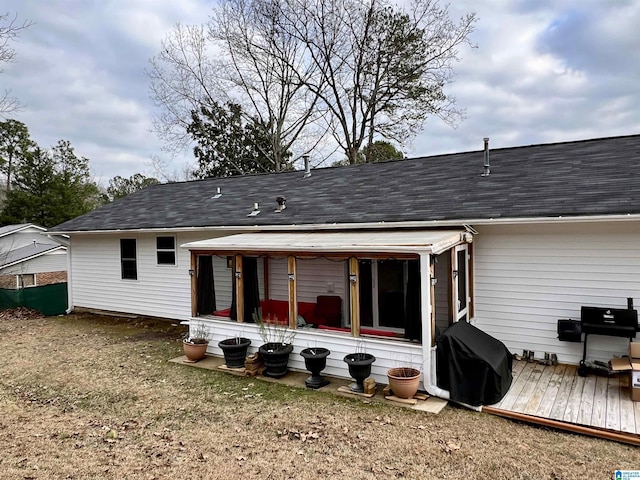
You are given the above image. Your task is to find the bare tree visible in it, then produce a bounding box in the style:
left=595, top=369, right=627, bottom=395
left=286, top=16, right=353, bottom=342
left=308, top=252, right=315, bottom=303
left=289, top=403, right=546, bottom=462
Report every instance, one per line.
left=0, top=13, right=32, bottom=117
left=276, top=0, right=476, bottom=164
left=210, top=0, right=326, bottom=171
left=147, top=24, right=217, bottom=154
left=147, top=0, right=325, bottom=171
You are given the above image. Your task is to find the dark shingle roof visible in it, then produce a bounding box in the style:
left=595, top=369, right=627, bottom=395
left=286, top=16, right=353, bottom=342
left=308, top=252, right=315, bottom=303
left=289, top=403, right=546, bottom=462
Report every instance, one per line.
left=51, top=134, right=640, bottom=232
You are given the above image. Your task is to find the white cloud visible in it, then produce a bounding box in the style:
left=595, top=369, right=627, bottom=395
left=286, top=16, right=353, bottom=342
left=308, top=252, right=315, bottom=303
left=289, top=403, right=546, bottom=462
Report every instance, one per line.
left=1, top=0, right=639, bottom=180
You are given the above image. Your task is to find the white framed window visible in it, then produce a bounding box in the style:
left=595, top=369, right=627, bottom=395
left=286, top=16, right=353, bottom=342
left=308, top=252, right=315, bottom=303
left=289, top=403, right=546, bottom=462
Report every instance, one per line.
left=156, top=236, right=176, bottom=265
left=17, top=274, right=36, bottom=288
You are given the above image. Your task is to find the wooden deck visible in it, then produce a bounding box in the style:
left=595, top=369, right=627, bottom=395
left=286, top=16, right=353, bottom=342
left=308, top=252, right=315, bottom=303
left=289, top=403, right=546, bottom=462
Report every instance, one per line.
left=488, top=360, right=640, bottom=435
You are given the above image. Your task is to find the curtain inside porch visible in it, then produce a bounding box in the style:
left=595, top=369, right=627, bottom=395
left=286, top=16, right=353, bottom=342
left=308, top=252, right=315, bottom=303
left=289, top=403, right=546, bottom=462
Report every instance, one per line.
left=196, top=255, right=216, bottom=315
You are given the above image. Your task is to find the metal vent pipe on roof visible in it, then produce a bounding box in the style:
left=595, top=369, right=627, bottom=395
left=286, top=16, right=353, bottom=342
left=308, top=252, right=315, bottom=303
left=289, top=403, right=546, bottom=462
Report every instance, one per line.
left=482, top=137, right=490, bottom=176
left=303, top=154, right=311, bottom=178
left=275, top=196, right=286, bottom=213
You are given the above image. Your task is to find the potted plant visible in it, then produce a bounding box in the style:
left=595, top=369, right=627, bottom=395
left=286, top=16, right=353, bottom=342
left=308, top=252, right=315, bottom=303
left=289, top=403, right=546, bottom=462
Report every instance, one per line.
left=300, top=347, right=331, bottom=388
left=387, top=366, right=421, bottom=399
left=218, top=336, right=252, bottom=368
left=183, top=321, right=210, bottom=362
left=343, top=349, right=376, bottom=393
left=255, top=311, right=296, bottom=378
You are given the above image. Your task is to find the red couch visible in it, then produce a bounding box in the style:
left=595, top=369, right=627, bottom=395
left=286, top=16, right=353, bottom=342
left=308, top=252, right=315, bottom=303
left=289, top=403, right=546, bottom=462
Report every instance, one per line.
left=260, top=297, right=341, bottom=327
left=213, top=296, right=342, bottom=327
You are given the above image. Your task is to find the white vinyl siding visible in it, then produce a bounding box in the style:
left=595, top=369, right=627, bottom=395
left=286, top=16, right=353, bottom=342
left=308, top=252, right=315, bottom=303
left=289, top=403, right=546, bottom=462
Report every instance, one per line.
left=70, top=232, right=237, bottom=320
left=473, top=222, right=640, bottom=365
left=0, top=228, right=47, bottom=251
left=268, top=257, right=346, bottom=305
left=197, top=317, right=423, bottom=384
left=0, top=250, right=67, bottom=275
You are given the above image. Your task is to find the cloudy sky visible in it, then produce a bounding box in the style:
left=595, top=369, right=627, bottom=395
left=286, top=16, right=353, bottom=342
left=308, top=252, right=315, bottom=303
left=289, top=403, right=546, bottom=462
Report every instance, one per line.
left=2, top=0, right=639, bottom=183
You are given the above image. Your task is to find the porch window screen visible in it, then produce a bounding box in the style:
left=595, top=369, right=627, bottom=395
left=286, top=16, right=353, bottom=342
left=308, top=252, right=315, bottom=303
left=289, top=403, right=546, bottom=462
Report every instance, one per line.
left=230, top=257, right=260, bottom=323
left=404, top=260, right=421, bottom=341
left=120, top=239, right=137, bottom=280
left=196, top=255, right=216, bottom=315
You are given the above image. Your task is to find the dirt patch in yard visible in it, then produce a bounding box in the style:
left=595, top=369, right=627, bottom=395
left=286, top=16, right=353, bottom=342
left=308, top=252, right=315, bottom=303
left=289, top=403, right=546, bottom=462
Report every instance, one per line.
left=0, top=312, right=638, bottom=479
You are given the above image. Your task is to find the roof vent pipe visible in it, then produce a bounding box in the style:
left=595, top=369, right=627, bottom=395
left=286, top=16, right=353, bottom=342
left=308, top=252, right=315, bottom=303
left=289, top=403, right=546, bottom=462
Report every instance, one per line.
left=303, top=154, right=311, bottom=178
left=274, top=196, right=286, bottom=213
left=482, top=137, right=490, bottom=176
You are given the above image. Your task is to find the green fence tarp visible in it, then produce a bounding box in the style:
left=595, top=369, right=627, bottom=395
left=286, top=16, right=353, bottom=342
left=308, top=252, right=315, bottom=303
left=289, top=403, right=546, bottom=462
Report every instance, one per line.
left=0, top=283, right=68, bottom=316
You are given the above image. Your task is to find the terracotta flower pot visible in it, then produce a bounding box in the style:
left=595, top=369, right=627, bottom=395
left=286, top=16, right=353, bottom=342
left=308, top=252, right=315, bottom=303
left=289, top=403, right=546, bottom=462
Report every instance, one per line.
left=183, top=339, right=209, bottom=361
left=387, top=367, right=421, bottom=399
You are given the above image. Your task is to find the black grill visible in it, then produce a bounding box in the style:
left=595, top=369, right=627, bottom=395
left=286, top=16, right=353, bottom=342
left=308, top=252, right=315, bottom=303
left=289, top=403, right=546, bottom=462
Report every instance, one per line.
left=578, top=306, right=638, bottom=376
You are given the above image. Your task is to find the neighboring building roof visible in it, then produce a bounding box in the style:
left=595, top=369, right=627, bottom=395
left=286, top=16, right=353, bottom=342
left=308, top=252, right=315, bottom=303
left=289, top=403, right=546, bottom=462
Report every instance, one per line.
left=0, top=242, right=65, bottom=269
left=51, top=134, right=640, bottom=233
left=0, top=224, right=46, bottom=238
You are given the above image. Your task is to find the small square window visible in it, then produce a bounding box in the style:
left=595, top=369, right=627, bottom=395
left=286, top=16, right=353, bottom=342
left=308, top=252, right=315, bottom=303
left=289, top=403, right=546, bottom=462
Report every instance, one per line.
left=156, top=236, right=176, bottom=265
left=17, top=274, right=35, bottom=288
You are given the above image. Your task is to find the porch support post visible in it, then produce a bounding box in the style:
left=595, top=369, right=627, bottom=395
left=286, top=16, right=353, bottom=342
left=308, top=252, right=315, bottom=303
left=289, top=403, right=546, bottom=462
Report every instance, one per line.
left=449, top=248, right=456, bottom=322
left=420, top=253, right=432, bottom=349
left=235, top=254, right=244, bottom=322
left=349, top=257, right=360, bottom=337
left=430, top=257, right=436, bottom=346
left=468, top=243, right=475, bottom=319
left=190, top=252, right=197, bottom=317
left=287, top=256, right=297, bottom=329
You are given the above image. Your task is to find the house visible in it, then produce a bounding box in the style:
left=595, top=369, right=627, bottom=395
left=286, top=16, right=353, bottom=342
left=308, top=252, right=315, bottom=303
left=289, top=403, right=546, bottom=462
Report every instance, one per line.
left=48, top=134, right=640, bottom=402
left=0, top=224, right=68, bottom=289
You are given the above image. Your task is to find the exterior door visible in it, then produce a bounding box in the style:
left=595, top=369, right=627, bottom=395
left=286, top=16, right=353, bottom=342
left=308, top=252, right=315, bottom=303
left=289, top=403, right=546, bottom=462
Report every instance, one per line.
left=453, top=244, right=469, bottom=323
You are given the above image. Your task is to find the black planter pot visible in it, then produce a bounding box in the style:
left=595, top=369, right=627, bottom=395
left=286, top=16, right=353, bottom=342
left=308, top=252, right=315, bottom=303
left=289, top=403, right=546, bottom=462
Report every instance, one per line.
left=218, top=337, right=251, bottom=368
left=300, top=347, right=331, bottom=389
left=259, top=343, right=294, bottom=378
left=343, top=353, right=376, bottom=393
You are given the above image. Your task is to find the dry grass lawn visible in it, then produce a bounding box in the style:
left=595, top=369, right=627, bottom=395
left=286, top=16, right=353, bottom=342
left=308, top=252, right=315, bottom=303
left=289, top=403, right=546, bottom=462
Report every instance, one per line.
left=0, top=311, right=638, bottom=479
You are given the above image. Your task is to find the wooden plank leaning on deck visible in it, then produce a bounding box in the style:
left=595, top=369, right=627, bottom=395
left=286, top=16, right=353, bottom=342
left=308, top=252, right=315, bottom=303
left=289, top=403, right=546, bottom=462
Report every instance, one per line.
left=577, top=374, right=596, bottom=426
left=549, top=365, right=577, bottom=420
left=536, top=364, right=567, bottom=418
left=524, top=362, right=555, bottom=415
left=605, top=376, right=621, bottom=431
left=590, top=375, right=609, bottom=429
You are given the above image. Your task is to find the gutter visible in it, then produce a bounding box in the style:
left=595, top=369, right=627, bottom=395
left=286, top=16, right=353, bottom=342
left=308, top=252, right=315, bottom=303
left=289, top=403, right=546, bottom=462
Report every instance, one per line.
left=49, top=213, right=640, bottom=235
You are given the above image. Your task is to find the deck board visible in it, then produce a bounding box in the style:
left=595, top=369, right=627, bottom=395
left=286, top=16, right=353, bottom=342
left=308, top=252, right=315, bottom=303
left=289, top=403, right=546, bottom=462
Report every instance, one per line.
left=498, top=361, right=536, bottom=411
left=619, top=376, right=636, bottom=434
left=605, top=377, right=621, bottom=431
left=513, top=363, right=545, bottom=413
left=536, top=364, right=566, bottom=418
left=633, top=400, right=640, bottom=434
left=524, top=362, right=554, bottom=415
left=577, top=375, right=596, bottom=426
left=549, top=365, right=577, bottom=420
left=563, top=374, right=585, bottom=424
left=591, top=376, right=609, bottom=429
left=488, top=360, right=640, bottom=439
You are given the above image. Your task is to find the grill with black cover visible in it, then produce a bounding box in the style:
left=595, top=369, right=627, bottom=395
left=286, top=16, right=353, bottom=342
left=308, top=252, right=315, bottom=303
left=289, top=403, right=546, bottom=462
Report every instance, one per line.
left=436, top=320, right=513, bottom=406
